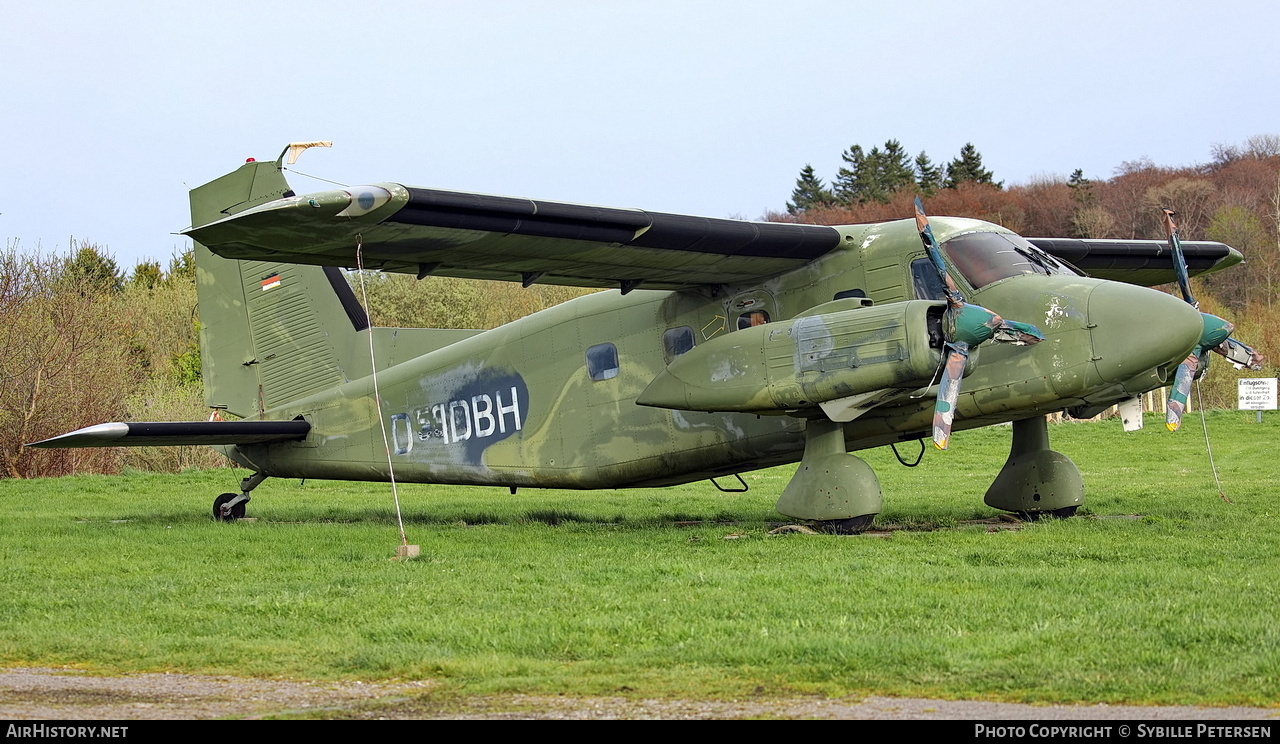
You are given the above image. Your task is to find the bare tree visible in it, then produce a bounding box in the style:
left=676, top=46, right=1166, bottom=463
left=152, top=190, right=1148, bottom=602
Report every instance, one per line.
left=1144, top=178, right=1218, bottom=240
left=0, top=248, right=135, bottom=477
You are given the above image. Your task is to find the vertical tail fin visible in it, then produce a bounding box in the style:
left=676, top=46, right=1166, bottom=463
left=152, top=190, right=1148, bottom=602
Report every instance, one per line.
left=189, top=159, right=369, bottom=418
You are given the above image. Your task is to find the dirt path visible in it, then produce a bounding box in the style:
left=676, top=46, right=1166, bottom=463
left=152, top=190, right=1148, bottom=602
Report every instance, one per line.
left=3, top=667, right=1278, bottom=720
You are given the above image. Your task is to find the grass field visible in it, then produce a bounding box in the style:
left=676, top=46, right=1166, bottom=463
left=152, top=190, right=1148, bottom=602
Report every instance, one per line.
left=1, top=411, right=1277, bottom=707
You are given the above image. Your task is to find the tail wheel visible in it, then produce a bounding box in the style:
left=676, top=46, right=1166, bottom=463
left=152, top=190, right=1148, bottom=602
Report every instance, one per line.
left=213, top=493, right=245, bottom=522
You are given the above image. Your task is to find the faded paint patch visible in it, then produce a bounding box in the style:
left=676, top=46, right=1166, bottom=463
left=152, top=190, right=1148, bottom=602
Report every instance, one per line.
left=1042, top=296, right=1081, bottom=330
left=791, top=314, right=834, bottom=371
left=709, top=357, right=748, bottom=383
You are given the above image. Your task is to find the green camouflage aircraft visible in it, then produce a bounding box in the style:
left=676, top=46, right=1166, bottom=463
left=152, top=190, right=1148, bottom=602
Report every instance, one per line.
left=30, top=145, right=1263, bottom=533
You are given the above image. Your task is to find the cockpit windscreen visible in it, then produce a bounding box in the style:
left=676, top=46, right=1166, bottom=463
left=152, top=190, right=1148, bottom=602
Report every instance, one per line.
left=942, top=231, right=1079, bottom=290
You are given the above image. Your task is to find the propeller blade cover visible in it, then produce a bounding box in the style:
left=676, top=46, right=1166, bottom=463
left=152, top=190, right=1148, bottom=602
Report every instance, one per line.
left=933, top=345, right=970, bottom=450
left=951, top=304, right=1046, bottom=348
left=1213, top=337, right=1265, bottom=370
left=1165, top=353, right=1200, bottom=431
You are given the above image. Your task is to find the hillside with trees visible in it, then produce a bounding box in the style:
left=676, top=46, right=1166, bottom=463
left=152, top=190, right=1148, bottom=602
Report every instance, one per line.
left=2, top=135, right=1277, bottom=477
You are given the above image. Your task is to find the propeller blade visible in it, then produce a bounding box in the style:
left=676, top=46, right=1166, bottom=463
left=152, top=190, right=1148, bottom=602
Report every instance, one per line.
left=1162, top=208, right=1197, bottom=308
left=915, top=198, right=1044, bottom=451
left=952, top=303, right=1046, bottom=348
left=933, top=344, right=969, bottom=450
left=1213, top=337, right=1266, bottom=370
left=914, top=197, right=964, bottom=310
left=1158, top=208, right=1265, bottom=428
left=1165, top=313, right=1243, bottom=432
left=1165, top=352, right=1199, bottom=431
left=991, top=318, right=1046, bottom=345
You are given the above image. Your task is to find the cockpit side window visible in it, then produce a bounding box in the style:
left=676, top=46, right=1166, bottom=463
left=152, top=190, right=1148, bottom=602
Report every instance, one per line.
left=910, top=258, right=948, bottom=300
left=735, top=310, right=770, bottom=330
left=941, top=231, right=1079, bottom=290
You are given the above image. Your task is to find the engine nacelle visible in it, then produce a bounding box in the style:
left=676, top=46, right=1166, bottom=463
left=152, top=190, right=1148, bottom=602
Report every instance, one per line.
left=637, top=300, right=950, bottom=413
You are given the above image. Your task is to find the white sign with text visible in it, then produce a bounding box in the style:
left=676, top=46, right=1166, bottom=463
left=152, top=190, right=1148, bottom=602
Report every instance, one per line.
left=1237, top=378, right=1278, bottom=410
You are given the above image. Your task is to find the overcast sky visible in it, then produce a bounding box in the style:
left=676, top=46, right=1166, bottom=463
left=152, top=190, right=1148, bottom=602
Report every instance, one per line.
left=3, top=0, right=1277, bottom=269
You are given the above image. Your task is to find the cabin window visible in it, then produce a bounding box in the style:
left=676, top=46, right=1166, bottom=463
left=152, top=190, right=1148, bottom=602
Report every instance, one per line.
left=735, top=310, right=770, bottom=330
left=663, top=327, right=695, bottom=364
left=911, top=258, right=948, bottom=300
left=586, top=342, right=619, bottom=381
left=942, top=231, right=1079, bottom=290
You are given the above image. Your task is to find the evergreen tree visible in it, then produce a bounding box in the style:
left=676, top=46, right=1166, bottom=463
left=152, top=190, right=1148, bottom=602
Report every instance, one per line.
left=857, top=144, right=891, bottom=204
left=835, top=140, right=917, bottom=205
left=833, top=144, right=867, bottom=204
left=786, top=164, right=836, bottom=215
left=60, top=242, right=123, bottom=294
left=944, top=143, right=999, bottom=189
left=877, top=140, right=916, bottom=194
left=1067, top=168, right=1095, bottom=206
left=131, top=261, right=163, bottom=290
left=167, top=249, right=195, bottom=283
left=915, top=151, right=943, bottom=196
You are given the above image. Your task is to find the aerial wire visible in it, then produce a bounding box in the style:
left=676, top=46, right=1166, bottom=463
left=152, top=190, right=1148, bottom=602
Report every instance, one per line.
left=354, top=235, right=413, bottom=548
left=1194, top=378, right=1231, bottom=504
left=283, top=167, right=349, bottom=188
left=909, top=355, right=948, bottom=400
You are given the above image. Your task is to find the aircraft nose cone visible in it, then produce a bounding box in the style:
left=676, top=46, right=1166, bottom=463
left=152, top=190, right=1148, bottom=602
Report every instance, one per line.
left=1088, top=283, right=1202, bottom=384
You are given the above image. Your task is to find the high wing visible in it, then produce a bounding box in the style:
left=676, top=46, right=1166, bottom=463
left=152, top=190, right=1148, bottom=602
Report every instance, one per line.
left=1028, top=237, right=1242, bottom=286
left=184, top=182, right=842, bottom=291
left=27, top=421, right=311, bottom=449
left=182, top=160, right=1241, bottom=291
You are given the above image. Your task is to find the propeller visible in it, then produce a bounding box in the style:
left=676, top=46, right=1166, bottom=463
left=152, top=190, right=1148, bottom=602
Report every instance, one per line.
left=1160, top=209, right=1265, bottom=431
left=914, top=198, right=1045, bottom=449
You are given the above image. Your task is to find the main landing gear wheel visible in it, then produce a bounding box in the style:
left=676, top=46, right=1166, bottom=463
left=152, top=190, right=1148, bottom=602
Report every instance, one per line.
left=213, top=493, right=245, bottom=522
left=812, top=514, right=876, bottom=535
left=1017, top=506, right=1078, bottom=522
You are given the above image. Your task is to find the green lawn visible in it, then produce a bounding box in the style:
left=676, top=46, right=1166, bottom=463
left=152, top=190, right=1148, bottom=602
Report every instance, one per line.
left=1, top=411, right=1277, bottom=706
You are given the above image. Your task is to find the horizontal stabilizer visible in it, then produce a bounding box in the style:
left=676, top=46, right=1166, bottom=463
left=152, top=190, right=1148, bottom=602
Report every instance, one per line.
left=26, top=420, right=311, bottom=449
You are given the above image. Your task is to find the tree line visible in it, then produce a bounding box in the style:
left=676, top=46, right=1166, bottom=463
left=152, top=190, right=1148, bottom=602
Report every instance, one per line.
left=777, top=135, right=1280, bottom=315
left=787, top=140, right=997, bottom=213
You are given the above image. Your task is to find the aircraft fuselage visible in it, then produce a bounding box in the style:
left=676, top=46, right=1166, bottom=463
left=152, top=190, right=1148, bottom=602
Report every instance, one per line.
left=226, top=217, right=1203, bottom=490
